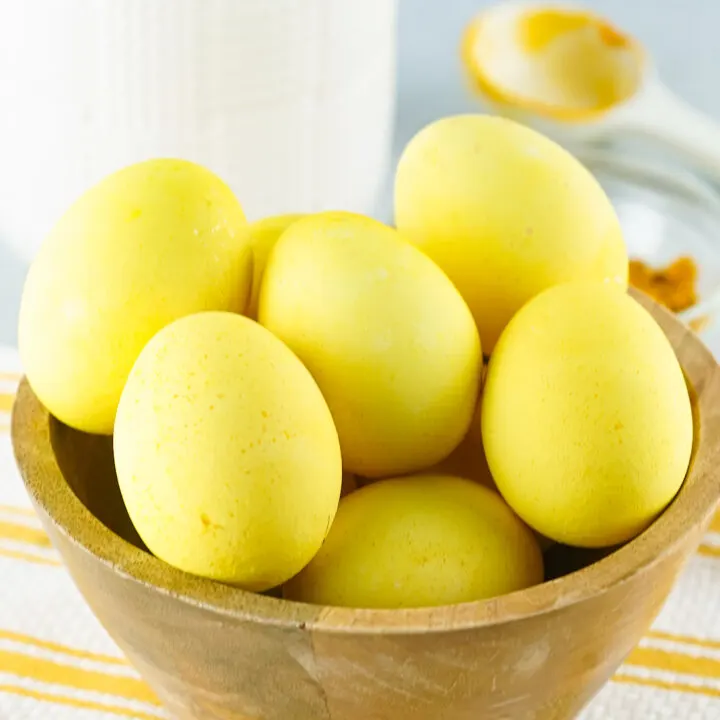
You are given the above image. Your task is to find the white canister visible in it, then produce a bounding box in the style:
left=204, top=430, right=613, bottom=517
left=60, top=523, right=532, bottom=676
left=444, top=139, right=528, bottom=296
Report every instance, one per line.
left=0, top=0, right=398, bottom=262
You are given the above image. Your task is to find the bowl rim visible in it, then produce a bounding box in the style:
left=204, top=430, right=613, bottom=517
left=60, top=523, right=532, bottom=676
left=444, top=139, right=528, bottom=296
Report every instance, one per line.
left=12, top=291, right=720, bottom=635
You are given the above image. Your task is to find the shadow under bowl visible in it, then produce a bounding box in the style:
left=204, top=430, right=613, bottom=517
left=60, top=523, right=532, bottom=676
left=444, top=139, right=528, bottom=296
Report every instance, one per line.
left=11, top=291, right=720, bottom=720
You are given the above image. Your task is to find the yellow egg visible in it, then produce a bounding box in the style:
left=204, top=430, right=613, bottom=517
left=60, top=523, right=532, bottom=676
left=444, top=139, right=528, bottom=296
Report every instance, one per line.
left=394, top=114, right=627, bottom=352
left=284, top=474, right=543, bottom=608
left=482, top=283, right=693, bottom=548
left=114, top=311, right=342, bottom=591
left=593, top=227, right=629, bottom=287
left=427, top=395, right=495, bottom=488
left=18, top=159, right=253, bottom=434
left=258, top=211, right=482, bottom=478
left=246, top=213, right=305, bottom=319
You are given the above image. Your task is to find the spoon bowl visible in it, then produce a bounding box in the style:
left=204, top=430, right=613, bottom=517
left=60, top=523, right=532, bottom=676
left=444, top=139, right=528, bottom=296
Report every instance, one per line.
left=462, top=1, right=720, bottom=179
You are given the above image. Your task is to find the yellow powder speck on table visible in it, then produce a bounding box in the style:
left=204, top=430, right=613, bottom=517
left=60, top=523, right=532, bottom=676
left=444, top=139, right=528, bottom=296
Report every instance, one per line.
left=629, top=256, right=698, bottom=313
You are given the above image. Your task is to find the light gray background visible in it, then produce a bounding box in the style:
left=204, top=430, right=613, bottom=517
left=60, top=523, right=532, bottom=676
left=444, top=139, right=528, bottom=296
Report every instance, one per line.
left=1, top=0, right=717, bottom=346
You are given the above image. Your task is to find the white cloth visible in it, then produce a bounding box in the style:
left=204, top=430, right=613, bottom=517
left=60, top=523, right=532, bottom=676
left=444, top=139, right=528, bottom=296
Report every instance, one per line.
left=1, top=347, right=720, bottom=719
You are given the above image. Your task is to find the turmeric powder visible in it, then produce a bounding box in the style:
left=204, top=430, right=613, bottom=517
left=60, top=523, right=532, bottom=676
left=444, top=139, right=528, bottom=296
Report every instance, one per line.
left=628, top=256, right=698, bottom=313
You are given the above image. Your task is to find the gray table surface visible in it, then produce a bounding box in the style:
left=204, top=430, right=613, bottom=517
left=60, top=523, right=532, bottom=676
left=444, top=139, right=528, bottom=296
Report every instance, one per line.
left=1, top=0, right=718, bottom=347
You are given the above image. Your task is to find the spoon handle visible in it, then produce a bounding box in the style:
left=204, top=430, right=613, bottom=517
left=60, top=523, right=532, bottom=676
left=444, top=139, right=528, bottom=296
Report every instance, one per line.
left=619, top=81, right=720, bottom=180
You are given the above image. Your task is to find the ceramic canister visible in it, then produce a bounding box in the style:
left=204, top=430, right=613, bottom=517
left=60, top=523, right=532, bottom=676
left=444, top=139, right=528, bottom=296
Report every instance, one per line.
left=0, top=0, right=398, bottom=261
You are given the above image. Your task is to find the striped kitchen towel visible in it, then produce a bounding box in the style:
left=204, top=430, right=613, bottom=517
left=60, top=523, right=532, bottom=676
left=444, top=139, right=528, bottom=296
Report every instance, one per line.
left=1, top=347, right=720, bottom=719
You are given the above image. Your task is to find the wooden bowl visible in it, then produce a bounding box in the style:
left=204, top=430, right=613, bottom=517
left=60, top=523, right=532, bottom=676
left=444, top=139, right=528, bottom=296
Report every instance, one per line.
left=12, top=291, right=720, bottom=720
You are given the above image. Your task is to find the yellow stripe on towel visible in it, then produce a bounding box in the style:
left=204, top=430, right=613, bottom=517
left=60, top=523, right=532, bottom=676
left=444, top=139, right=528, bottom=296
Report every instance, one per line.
left=0, top=629, right=129, bottom=667
left=698, top=544, right=720, bottom=560
left=626, top=645, right=720, bottom=681
left=709, top=511, right=720, bottom=534
left=0, top=505, right=36, bottom=518
left=0, top=684, right=163, bottom=720
left=0, top=520, right=52, bottom=549
left=0, top=548, right=61, bottom=567
left=614, top=673, right=720, bottom=700
left=0, top=649, right=161, bottom=706
left=648, top=629, right=720, bottom=652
